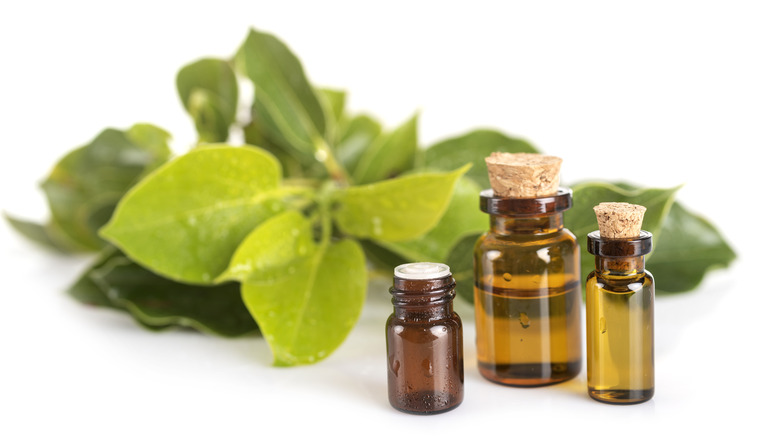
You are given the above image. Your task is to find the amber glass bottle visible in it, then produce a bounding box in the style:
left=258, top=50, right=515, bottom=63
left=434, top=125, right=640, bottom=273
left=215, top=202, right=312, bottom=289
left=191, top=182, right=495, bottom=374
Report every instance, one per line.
left=474, top=189, right=582, bottom=386
left=586, top=231, right=654, bottom=404
left=386, top=263, right=464, bottom=414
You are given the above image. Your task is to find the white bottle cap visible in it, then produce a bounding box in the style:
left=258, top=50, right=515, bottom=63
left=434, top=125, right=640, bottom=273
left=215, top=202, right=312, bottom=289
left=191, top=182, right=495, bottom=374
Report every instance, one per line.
left=394, top=262, right=451, bottom=280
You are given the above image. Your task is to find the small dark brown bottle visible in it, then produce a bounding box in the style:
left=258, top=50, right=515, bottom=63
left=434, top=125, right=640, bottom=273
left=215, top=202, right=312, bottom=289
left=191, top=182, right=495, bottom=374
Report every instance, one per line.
left=386, top=263, right=464, bottom=414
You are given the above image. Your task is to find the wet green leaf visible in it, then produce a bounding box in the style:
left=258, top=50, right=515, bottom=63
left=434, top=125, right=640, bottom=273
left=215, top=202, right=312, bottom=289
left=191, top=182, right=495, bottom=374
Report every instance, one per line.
left=90, top=255, right=258, bottom=337
left=100, top=146, right=290, bottom=284
left=352, top=114, right=418, bottom=184
left=648, top=202, right=737, bottom=293
left=218, top=210, right=316, bottom=283
left=177, top=58, right=238, bottom=143
left=377, top=176, right=486, bottom=261
left=68, top=249, right=174, bottom=331
left=236, top=29, right=326, bottom=155
left=242, top=238, right=366, bottom=366
left=423, top=129, right=538, bottom=188
left=40, top=125, right=172, bottom=250
left=334, top=165, right=470, bottom=242
left=566, top=182, right=680, bottom=290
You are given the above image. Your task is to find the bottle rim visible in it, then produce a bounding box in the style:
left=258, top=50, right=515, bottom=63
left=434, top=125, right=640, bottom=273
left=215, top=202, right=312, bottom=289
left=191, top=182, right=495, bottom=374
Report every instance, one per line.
left=479, top=188, right=572, bottom=216
left=587, top=230, right=653, bottom=257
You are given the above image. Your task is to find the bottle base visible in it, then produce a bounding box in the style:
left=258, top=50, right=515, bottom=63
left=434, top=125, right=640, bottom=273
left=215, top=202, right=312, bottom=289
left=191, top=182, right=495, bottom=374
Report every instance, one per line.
left=478, top=360, right=581, bottom=387
left=389, top=390, right=463, bottom=415
left=588, top=387, right=654, bottom=404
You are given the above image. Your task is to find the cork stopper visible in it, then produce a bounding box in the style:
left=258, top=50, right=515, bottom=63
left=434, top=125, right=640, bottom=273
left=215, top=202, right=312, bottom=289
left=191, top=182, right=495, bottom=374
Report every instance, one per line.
left=485, top=152, right=562, bottom=198
left=594, top=202, right=647, bottom=239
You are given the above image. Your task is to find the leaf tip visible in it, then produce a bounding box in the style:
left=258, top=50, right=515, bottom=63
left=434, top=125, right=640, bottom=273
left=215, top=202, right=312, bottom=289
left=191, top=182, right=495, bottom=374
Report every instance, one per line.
left=454, top=163, right=473, bottom=176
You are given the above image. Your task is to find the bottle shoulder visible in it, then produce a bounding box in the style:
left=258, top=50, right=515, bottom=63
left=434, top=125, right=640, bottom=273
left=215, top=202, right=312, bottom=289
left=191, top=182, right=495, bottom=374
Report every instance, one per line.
left=586, top=270, right=654, bottom=292
left=477, top=227, right=578, bottom=250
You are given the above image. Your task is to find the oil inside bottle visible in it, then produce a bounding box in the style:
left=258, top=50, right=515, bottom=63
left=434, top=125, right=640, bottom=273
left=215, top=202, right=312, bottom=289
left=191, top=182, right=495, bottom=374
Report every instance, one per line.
left=475, top=275, right=582, bottom=386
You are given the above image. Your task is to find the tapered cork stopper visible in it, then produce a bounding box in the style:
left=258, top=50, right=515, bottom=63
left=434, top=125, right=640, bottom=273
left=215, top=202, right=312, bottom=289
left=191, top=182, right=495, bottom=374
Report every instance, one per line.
left=485, top=152, right=562, bottom=198
left=594, top=202, right=647, bottom=239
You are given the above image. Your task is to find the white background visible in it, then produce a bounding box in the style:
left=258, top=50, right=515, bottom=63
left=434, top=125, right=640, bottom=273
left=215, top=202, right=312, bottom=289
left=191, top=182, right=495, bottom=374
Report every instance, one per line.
left=1, top=1, right=777, bottom=436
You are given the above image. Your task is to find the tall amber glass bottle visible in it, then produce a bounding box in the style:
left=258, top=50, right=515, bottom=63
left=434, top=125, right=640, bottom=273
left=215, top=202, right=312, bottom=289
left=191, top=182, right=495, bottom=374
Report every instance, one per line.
left=474, top=189, right=582, bottom=386
left=586, top=230, right=654, bottom=404
left=386, top=263, right=464, bottom=414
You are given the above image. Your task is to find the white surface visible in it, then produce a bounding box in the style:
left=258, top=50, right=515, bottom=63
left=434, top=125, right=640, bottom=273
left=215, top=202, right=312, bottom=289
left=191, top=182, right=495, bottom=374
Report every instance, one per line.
left=1, top=1, right=778, bottom=436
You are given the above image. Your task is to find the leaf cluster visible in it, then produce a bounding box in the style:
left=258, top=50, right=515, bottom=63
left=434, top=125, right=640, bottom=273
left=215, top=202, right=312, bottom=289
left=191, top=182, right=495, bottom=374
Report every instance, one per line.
left=7, top=29, right=736, bottom=366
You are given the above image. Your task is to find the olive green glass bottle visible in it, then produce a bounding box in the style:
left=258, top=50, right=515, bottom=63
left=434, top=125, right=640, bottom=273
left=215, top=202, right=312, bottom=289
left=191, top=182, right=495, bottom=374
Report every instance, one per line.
left=473, top=189, right=582, bottom=386
left=586, top=231, right=654, bottom=404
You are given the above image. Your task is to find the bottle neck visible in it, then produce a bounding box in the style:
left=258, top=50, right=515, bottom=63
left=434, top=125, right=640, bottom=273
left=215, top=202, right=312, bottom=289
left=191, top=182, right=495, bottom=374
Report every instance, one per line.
left=490, top=212, right=564, bottom=235
left=594, top=255, right=646, bottom=277
left=391, top=277, right=456, bottom=320
left=395, top=301, right=454, bottom=320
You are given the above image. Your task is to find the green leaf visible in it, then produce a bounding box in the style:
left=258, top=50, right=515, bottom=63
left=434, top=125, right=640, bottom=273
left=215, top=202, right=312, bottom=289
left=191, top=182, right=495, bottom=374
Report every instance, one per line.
left=68, top=249, right=174, bottom=331
left=334, top=165, right=470, bottom=242
left=242, top=239, right=367, bottom=366
left=446, top=233, right=481, bottom=304
left=235, top=29, right=326, bottom=155
left=648, top=202, right=737, bottom=293
left=126, top=123, right=172, bottom=164
left=243, top=105, right=308, bottom=178
left=352, top=114, right=418, bottom=185
left=100, top=146, right=291, bottom=284
left=566, top=182, right=680, bottom=290
left=90, top=255, right=258, bottom=337
left=360, top=240, right=410, bottom=274
left=177, top=58, right=239, bottom=143
left=68, top=248, right=125, bottom=309
left=423, top=129, right=539, bottom=189
left=40, top=125, right=172, bottom=250
left=377, top=175, right=486, bottom=261
left=218, top=210, right=316, bottom=283
left=334, top=113, right=382, bottom=176
left=319, top=89, right=347, bottom=127
left=4, top=213, right=77, bottom=253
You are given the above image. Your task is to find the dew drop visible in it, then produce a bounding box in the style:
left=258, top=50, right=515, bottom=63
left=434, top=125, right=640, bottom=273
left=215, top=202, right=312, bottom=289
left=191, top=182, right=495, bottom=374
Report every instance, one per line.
left=371, top=216, right=383, bottom=235
left=519, top=312, right=530, bottom=328
left=390, top=356, right=400, bottom=376
left=503, top=273, right=512, bottom=282
left=422, top=358, right=434, bottom=378
left=600, top=317, right=607, bottom=334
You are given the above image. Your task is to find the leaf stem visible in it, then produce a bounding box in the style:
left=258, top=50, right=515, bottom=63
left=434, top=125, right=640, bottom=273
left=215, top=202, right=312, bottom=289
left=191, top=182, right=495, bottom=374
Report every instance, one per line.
left=313, top=136, right=350, bottom=186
